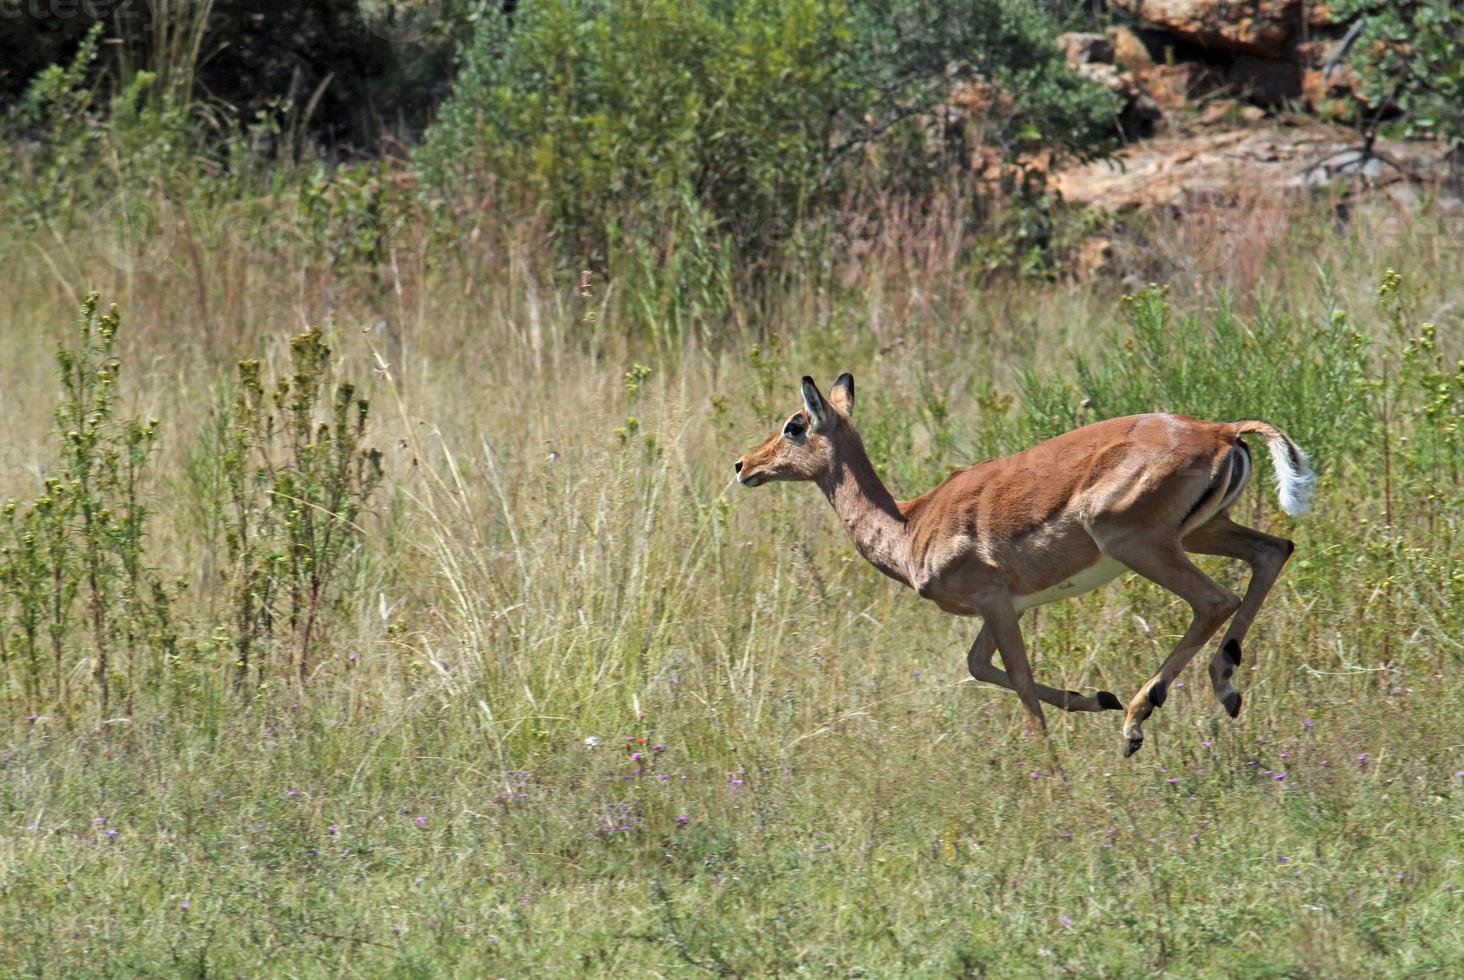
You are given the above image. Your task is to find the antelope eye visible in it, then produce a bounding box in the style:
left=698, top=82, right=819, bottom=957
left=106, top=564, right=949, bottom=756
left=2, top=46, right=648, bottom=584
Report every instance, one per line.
left=783, top=418, right=805, bottom=438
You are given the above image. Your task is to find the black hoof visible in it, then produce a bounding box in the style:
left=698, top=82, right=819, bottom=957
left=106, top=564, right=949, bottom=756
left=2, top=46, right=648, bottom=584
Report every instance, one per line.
left=1149, top=680, right=1168, bottom=708
left=1224, top=638, right=1242, bottom=666
left=1123, top=736, right=1144, bottom=758
left=1096, top=690, right=1123, bottom=711
left=1222, top=690, right=1243, bottom=719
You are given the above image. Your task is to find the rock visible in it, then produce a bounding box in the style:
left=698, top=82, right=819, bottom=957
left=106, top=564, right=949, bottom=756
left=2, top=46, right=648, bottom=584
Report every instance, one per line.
left=1071, top=63, right=1167, bottom=139
left=1110, top=0, right=1304, bottom=58
left=1305, top=2, right=1336, bottom=27
left=1075, top=62, right=1128, bottom=94
left=1052, top=122, right=1454, bottom=211
left=1106, top=25, right=1160, bottom=68
left=1132, top=62, right=1226, bottom=111
left=1058, top=32, right=1115, bottom=67
left=1196, top=98, right=1242, bottom=127
left=1295, top=38, right=1365, bottom=112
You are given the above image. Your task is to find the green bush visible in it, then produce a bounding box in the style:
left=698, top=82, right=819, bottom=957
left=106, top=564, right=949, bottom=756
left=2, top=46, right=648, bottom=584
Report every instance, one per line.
left=215, top=330, right=384, bottom=689
left=418, top=0, right=1119, bottom=260
left=0, top=293, right=174, bottom=719
left=1334, top=0, right=1464, bottom=151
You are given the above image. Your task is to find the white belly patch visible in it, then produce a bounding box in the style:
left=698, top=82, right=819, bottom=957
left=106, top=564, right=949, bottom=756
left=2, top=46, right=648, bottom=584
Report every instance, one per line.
left=1013, top=557, right=1127, bottom=612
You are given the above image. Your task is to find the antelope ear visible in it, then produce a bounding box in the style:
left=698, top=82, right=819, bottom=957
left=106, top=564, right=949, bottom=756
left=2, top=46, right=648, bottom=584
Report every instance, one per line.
left=829, top=372, right=854, bottom=415
left=801, top=376, right=834, bottom=432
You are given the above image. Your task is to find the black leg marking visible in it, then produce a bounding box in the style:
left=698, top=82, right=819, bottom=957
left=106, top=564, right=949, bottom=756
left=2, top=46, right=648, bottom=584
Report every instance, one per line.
left=1221, top=690, right=1243, bottom=719
left=1149, top=680, right=1168, bottom=708
left=1097, top=691, right=1123, bottom=711
left=1224, top=638, right=1242, bottom=666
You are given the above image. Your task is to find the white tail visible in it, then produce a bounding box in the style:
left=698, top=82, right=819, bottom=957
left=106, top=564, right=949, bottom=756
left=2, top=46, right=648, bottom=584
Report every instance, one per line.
left=1234, top=420, right=1315, bottom=517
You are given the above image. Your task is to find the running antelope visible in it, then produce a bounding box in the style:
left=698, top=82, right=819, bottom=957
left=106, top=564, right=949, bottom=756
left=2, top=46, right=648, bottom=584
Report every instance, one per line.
left=734, top=374, right=1313, bottom=756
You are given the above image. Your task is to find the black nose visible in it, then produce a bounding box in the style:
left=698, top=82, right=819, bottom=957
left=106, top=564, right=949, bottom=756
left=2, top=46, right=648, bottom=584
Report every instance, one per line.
left=734, top=460, right=743, bottom=473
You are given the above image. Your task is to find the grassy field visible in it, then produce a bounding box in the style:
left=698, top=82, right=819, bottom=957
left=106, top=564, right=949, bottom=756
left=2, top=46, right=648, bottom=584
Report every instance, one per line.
left=0, top=186, right=1461, bottom=976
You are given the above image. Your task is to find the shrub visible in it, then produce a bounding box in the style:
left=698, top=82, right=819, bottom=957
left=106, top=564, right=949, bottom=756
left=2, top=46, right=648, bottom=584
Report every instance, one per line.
left=418, top=0, right=1119, bottom=261
left=1333, top=0, right=1464, bottom=153
left=215, top=329, right=384, bottom=689
left=0, top=293, right=174, bottom=719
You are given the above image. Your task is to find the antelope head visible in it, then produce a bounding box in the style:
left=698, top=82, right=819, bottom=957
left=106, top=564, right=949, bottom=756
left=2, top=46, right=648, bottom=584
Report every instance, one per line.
left=734, top=374, right=855, bottom=487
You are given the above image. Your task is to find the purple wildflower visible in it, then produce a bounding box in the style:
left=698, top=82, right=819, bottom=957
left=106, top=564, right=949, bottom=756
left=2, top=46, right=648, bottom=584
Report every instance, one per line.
left=180, top=900, right=190, bottom=911
left=1167, top=777, right=1180, bottom=784
left=629, top=752, right=642, bottom=762
left=1303, top=719, right=1314, bottom=729
left=328, top=825, right=340, bottom=836
left=1059, top=915, right=1074, bottom=927
left=1277, top=855, right=1289, bottom=863
left=674, top=815, right=689, bottom=827
left=414, top=815, right=427, bottom=827
left=1274, top=772, right=1286, bottom=781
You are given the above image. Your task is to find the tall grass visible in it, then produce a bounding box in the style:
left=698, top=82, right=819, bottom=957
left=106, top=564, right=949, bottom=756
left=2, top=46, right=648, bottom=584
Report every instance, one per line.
left=0, top=177, right=1460, bottom=973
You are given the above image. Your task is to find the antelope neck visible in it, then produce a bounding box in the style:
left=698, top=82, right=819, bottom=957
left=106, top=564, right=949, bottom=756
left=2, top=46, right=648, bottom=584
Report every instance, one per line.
left=816, top=436, right=911, bottom=586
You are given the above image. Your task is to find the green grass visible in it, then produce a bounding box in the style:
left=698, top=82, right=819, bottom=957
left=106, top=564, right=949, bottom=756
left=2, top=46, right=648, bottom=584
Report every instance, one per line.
left=0, top=186, right=1460, bottom=976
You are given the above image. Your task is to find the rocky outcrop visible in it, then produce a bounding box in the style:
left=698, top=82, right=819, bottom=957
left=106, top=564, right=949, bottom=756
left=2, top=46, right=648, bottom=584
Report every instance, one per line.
left=1100, top=0, right=1367, bottom=116
left=1110, top=1, right=1303, bottom=58
left=1041, top=5, right=1455, bottom=282
left=1056, top=32, right=1165, bottom=139
left=1053, top=125, right=1455, bottom=212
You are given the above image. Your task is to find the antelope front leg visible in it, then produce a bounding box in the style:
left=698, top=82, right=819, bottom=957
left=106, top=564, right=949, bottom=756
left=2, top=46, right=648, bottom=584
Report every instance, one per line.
left=973, top=601, right=1052, bottom=734
left=966, top=624, right=1123, bottom=713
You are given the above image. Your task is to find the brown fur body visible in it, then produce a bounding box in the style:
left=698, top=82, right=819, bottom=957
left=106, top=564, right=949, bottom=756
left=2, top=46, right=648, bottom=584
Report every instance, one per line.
left=736, top=375, right=1312, bottom=756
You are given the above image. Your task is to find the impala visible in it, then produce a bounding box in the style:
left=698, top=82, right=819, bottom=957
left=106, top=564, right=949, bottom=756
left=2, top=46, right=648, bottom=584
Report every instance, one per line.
left=734, top=374, right=1314, bottom=756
